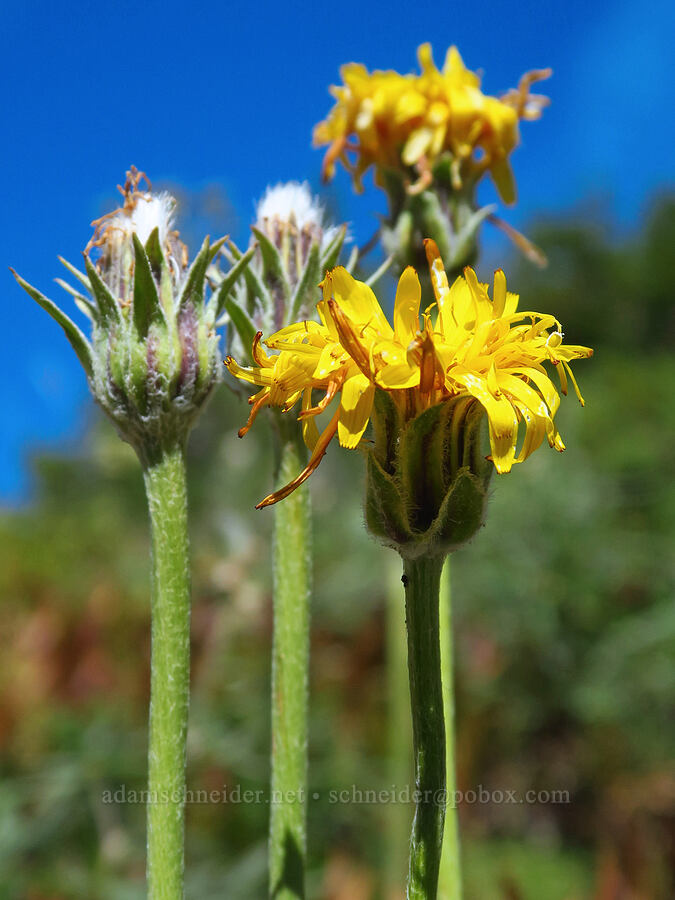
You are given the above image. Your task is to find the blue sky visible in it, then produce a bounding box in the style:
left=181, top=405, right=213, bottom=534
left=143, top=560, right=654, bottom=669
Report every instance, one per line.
left=2, top=0, right=673, bottom=502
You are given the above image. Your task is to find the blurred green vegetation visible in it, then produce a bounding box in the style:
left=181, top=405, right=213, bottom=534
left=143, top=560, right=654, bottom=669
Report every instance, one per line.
left=1, top=197, right=674, bottom=899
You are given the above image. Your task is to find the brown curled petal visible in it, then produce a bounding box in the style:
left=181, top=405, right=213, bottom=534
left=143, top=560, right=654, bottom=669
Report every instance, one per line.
left=297, top=379, right=339, bottom=418
left=252, top=331, right=273, bottom=367
left=238, top=393, right=270, bottom=438
left=326, top=299, right=372, bottom=378
left=320, top=137, right=346, bottom=183
left=407, top=159, right=433, bottom=196
left=256, top=408, right=340, bottom=508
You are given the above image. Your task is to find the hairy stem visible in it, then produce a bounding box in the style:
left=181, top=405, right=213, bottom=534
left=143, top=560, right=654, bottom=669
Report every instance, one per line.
left=403, top=553, right=446, bottom=900
left=270, top=428, right=311, bottom=899
left=143, top=441, right=191, bottom=900
left=385, top=553, right=413, bottom=894
left=438, top=557, right=461, bottom=899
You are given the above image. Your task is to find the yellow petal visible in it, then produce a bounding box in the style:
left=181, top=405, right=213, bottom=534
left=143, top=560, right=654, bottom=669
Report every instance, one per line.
left=376, top=364, right=420, bottom=390
left=443, top=46, right=480, bottom=88
left=513, top=366, right=561, bottom=417
left=497, top=372, right=550, bottom=419
left=338, top=373, right=375, bottom=448
left=329, top=267, right=392, bottom=337
left=562, top=360, right=585, bottom=406
left=425, top=239, right=465, bottom=338
left=224, top=357, right=274, bottom=387
left=402, top=127, right=433, bottom=165
left=444, top=276, right=474, bottom=334
left=301, top=388, right=320, bottom=452
left=417, top=42, right=435, bottom=73
left=511, top=400, right=547, bottom=463
left=451, top=369, right=519, bottom=472
left=394, top=267, right=421, bottom=342
left=491, top=158, right=517, bottom=205
left=312, top=342, right=345, bottom=379
left=492, top=269, right=507, bottom=318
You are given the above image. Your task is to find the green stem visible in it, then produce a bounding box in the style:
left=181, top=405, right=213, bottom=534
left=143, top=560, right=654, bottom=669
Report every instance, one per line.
left=142, top=441, right=191, bottom=900
left=438, top=558, right=461, bottom=899
left=403, top=554, right=446, bottom=900
left=385, top=553, right=413, bottom=894
left=270, top=428, right=311, bottom=899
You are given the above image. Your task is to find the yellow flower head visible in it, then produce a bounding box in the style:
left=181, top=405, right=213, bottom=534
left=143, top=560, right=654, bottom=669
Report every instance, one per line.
left=226, top=241, right=591, bottom=508
left=313, top=44, right=551, bottom=202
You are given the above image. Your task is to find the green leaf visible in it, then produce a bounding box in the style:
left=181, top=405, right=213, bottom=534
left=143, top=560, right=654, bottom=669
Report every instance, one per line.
left=344, top=244, right=359, bottom=274
left=58, top=256, right=91, bottom=293
left=448, top=204, right=495, bottom=271
left=132, top=233, right=161, bottom=338
left=178, top=236, right=211, bottom=310
left=226, top=240, right=272, bottom=315
left=208, top=235, right=228, bottom=264
left=287, top=241, right=320, bottom=325
left=371, top=387, right=401, bottom=472
left=430, top=469, right=487, bottom=552
left=462, top=403, right=492, bottom=491
left=222, top=296, right=257, bottom=363
left=365, top=452, right=412, bottom=548
left=399, top=402, right=446, bottom=533
left=83, top=256, right=122, bottom=325
left=213, top=244, right=256, bottom=319
left=320, top=224, right=346, bottom=272
left=250, top=226, right=290, bottom=297
left=144, top=226, right=164, bottom=279
left=418, top=191, right=453, bottom=263
left=54, top=278, right=98, bottom=321
left=441, top=395, right=474, bottom=483
left=12, top=269, right=93, bottom=378
left=365, top=254, right=394, bottom=288
left=386, top=209, right=413, bottom=260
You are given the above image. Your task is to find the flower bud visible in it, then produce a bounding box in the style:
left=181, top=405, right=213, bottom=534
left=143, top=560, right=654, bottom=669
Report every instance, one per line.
left=214, top=181, right=347, bottom=364
left=13, top=167, right=248, bottom=461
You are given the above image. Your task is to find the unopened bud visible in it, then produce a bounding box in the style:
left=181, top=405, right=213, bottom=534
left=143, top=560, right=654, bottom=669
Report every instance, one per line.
left=214, top=181, right=347, bottom=364
left=14, top=167, right=249, bottom=462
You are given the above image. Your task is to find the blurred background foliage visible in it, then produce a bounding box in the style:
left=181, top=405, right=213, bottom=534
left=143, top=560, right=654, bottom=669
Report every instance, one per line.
left=1, top=195, right=674, bottom=900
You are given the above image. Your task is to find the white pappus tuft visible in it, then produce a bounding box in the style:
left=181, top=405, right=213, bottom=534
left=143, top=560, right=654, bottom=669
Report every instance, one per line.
left=86, top=168, right=188, bottom=301
left=256, top=181, right=323, bottom=229
left=255, top=181, right=342, bottom=249
left=113, top=191, right=176, bottom=248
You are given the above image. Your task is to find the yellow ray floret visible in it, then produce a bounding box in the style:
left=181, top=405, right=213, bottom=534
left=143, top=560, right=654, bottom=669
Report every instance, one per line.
left=313, top=43, right=551, bottom=202
left=225, top=241, right=591, bottom=507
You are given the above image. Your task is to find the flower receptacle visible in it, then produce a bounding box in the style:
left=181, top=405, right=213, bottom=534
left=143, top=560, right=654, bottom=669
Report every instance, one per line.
left=365, top=389, right=493, bottom=558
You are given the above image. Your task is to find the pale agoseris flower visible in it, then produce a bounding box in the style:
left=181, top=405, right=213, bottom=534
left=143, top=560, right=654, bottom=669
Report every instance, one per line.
left=226, top=240, right=592, bottom=509
left=313, top=43, right=550, bottom=202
